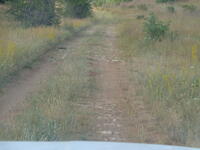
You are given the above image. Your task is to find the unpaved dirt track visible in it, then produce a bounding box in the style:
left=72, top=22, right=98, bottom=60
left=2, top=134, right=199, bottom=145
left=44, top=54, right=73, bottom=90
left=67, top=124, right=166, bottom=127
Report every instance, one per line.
left=0, top=56, right=57, bottom=118
left=0, top=23, right=164, bottom=143
left=89, top=25, right=165, bottom=143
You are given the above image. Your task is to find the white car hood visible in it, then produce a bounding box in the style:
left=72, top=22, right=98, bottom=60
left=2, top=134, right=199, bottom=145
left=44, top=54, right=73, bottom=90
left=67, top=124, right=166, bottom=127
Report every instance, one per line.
left=0, top=141, right=199, bottom=150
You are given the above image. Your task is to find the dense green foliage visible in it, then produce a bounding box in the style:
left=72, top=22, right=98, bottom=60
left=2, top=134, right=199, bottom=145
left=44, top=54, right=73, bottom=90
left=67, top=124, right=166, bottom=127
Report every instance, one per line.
left=0, top=0, right=5, bottom=3
left=64, top=0, right=92, bottom=18
left=7, top=0, right=93, bottom=26
left=156, top=0, right=176, bottom=3
left=144, top=13, right=169, bottom=41
left=3, top=0, right=134, bottom=26
left=93, top=0, right=132, bottom=6
left=0, top=0, right=9, bottom=3
left=9, top=0, right=59, bottom=27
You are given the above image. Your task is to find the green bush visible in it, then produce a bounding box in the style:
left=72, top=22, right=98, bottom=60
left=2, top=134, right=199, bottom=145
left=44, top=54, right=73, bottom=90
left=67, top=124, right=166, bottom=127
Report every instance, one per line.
left=0, top=0, right=5, bottom=3
left=9, top=0, right=59, bottom=27
left=167, top=6, right=175, bottom=13
left=156, top=0, right=176, bottom=3
left=92, top=0, right=132, bottom=6
left=144, top=13, right=170, bottom=41
left=0, top=0, right=12, bottom=4
left=182, top=4, right=197, bottom=12
left=64, top=0, right=92, bottom=18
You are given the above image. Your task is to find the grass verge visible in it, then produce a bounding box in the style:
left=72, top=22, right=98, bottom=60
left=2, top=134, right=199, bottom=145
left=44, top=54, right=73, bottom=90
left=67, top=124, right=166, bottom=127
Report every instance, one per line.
left=0, top=26, right=100, bottom=140
left=116, top=0, right=200, bottom=147
left=0, top=6, right=93, bottom=87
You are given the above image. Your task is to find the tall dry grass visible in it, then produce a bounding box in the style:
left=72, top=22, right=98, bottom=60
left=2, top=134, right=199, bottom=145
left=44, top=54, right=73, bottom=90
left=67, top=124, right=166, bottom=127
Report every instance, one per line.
left=0, top=23, right=102, bottom=141
left=0, top=7, right=92, bottom=85
left=117, top=0, right=200, bottom=147
left=0, top=26, right=62, bottom=81
left=0, top=10, right=111, bottom=141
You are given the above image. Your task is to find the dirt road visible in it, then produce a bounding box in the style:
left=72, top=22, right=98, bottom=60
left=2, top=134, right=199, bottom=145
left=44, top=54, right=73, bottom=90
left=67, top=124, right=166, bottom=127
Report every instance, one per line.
left=85, top=25, right=165, bottom=143
left=0, top=23, right=164, bottom=143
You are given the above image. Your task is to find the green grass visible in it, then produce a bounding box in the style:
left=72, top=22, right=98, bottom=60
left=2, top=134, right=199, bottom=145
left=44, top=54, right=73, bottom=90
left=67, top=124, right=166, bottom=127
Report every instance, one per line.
left=93, top=0, right=132, bottom=7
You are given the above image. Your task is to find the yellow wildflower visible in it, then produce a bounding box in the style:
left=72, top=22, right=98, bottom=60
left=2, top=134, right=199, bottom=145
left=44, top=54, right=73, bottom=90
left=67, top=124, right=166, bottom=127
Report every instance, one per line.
left=192, top=45, right=198, bottom=62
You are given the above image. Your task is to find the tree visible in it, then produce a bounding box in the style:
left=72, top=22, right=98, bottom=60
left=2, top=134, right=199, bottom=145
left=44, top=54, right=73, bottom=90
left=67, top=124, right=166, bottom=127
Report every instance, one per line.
left=0, top=0, right=6, bottom=3
left=9, top=0, right=59, bottom=27
left=64, top=0, right=92, bottom=18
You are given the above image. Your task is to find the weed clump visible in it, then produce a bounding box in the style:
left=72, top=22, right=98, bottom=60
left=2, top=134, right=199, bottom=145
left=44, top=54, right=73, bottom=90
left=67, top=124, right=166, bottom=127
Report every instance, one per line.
left=8, top=0, right=59, bottom=27
left=136, top=15, right=145, bottom=20
left=156, top=0, right=176, bottom=3
left=144, top=13, right=169, bottom=41
left=182, top=4, right=197, bottom=12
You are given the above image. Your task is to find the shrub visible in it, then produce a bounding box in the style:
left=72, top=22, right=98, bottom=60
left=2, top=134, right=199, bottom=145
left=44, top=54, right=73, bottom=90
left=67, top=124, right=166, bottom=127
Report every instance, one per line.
left=0, top=0, right=11, bottom=4
left=137, top=4, right=148, bottom=11
left=144, top=13, right=170, bottom=41
left=167, top=6, right=175, bottom=13
left=64, top=0, right=92, bottom=18
left=0, top=0, right=5, bottom=3
left=182, top=4, right=197, bottom=12
left=156, top=0, right=176, bottom=3
left=8, top=0, right=59, bottom=27
left=92, top=0, right=132, bottom=7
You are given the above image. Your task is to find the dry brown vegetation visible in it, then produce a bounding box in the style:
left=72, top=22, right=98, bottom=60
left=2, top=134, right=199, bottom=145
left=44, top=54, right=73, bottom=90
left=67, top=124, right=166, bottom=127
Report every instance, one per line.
left=1, top=0, right=200, bottom=147
left=116, top=0, right=200, bottom=147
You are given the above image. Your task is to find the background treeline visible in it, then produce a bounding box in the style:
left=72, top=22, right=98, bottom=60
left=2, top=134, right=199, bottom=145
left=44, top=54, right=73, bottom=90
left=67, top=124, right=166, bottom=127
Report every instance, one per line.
left=92, top=0, right=132, bottom=6
left=0, top=0, right=133, bottom=27
left=0, top=0, right=6, bottom=3
left=0, top=0, right=92, bottom=27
